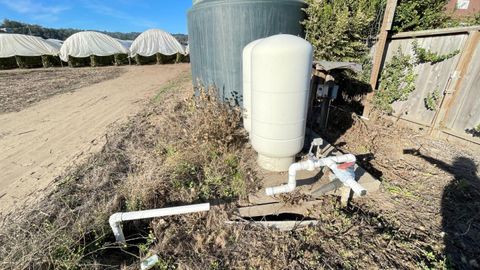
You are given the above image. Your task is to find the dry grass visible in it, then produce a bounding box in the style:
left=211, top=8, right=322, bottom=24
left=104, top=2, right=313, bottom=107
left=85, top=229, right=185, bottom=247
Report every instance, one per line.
left=0, top=71, right=259, bottom=269
left=0, top=67, right=124, bottom=113
left=1, top=71, right=479, bottom=269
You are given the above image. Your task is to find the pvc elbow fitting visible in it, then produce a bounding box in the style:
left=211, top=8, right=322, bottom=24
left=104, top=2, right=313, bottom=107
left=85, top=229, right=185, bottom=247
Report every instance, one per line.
left=109, top=213, right=125, bottom=243
left=266, top=182, right=296, bottom=196
left=265, top=160, right=314, bottom=196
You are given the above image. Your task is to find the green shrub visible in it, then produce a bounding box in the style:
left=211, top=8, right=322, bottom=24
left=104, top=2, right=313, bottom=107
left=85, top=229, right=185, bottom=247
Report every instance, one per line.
left=302, top=0, right=382, bottom=62
left=90, top=55, right=115, bottom=67
left=393, top=0, right=450, bottom=32
left=134, top=53, right=178, bottom=65
left=114, top=54, right=129, bottom=65
left=15, top=56, right=43, bottom=68
left=134, top=54, right=157, bottom=65
left=0, top=57, right=18, bottom=69
left=41, top=55, right=62, bottom=68
left=68, top=56, right=91, bottom=67
left=156, top=53, right=177, bottom=64
left=179, top=54, right=190, bottom=63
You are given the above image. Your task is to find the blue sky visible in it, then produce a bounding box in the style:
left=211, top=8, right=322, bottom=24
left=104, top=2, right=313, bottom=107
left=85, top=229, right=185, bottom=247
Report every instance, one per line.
left=0, top=0, right=192, bottom=33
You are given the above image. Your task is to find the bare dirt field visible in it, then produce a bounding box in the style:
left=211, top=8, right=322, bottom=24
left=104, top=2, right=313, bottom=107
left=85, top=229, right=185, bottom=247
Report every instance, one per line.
left=0, top=64, right=190, bottom=213
left=0, top=73, right=479, bottom=269
left=0, top=67, right=125, bottom=113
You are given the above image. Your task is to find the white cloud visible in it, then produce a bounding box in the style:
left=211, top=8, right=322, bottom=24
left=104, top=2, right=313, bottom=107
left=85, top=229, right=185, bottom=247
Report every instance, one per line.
left=0, top=0, right=69, bottom=22
left=0, top=0, right=68, bottom=15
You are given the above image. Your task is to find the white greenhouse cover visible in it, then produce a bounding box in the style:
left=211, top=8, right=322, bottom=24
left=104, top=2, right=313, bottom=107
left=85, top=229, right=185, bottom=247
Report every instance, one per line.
left=0, top=33, right=59, bottom=57
left=59, top=31, right=129, bottom=61
left=130, top=29, right=185, bottom=57
left=45, top=38, right=63, bottom=50
left=116, top=39, right=133, bottom=50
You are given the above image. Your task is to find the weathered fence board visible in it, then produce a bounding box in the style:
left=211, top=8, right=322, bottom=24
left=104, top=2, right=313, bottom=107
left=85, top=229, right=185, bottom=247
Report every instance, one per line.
left=443, top=37, right=480, bottom=135
left=376, top=27, right=480, bottom=145
left=385, top=34, right=467, bottom=125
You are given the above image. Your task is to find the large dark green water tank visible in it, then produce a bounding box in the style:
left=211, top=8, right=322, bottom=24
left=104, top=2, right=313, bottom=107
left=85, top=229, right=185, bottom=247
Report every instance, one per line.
left=187, top=0, right=306, bottom=102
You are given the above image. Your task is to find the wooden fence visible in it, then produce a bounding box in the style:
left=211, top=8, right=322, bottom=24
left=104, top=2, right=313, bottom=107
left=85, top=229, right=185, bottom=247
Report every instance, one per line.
left=373, top=26, right=480, bottom=146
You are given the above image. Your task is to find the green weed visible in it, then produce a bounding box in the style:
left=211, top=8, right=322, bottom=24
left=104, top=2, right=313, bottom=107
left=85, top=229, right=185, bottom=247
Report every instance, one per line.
left=424, top=89, right=441, bottom=111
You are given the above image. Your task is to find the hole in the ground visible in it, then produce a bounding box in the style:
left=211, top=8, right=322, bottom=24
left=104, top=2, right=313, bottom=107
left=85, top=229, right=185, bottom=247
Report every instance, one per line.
left=242, top=213, right=316, bottom=222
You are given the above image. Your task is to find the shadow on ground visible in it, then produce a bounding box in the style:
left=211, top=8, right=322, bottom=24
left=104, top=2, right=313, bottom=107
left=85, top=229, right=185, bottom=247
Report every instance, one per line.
left=404, top=149, right=480, bottom=269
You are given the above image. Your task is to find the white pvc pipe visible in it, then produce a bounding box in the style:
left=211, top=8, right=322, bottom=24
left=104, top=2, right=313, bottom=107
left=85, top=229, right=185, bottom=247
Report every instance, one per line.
left=265, top=154, right=366, bottom=197
left=265, top=159, right=315, bottom=196
left=109, top=203, right=210, bottom=243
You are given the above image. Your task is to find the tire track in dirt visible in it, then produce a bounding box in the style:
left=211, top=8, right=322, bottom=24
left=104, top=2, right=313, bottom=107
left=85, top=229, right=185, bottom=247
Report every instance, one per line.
left=0, top=64, right=190, bottom=214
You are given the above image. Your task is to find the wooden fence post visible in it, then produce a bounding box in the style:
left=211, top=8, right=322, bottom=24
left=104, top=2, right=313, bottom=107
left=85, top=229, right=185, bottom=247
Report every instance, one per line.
left=429, top=30, right=480, bottom=136
left=362, top=0, right=398, bottom=118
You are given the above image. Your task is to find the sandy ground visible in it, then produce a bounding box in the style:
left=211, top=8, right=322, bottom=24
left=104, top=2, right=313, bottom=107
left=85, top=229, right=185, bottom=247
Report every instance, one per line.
left=0, top=64, right=189, bottom=213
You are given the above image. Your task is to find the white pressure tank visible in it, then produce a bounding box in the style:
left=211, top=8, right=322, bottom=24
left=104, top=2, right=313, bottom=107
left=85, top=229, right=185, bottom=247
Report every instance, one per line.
left=250, top=34, right=313, bottom=172
left=242, top=38, right=264, bottom=134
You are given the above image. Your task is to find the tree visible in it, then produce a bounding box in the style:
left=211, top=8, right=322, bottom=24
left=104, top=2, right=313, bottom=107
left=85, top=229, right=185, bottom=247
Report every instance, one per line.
left=302, top=0, right=383, bottom=62
left=392, top=0, right=450, bottom=32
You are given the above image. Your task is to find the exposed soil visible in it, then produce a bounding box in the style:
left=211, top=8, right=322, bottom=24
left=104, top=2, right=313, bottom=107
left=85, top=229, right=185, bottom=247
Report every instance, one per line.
left=0, top=67, right=124, bottom=113
left=322, top=106, right=480, bottom=269
left=0, top=78, right=479, bottom=269
left=0, top=64, right=190, bottom=213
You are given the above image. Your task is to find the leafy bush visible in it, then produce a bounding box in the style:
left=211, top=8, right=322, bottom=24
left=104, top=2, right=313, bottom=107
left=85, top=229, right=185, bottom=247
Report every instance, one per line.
left=41, top=55, right=62, bottom=68
left=156, top=53, right=177, bottom=64
left=68, top=56, right=91, bottom=67
left=134, top=54, right=179, bottom=65
left=393, top=0, right=450, bottom=32
left=15, top=56, right=43, bottom=68
left=135, top=54, right=157, bottom=65
left=0, top=57, right=18, bottom=69
left=114, top=54, right=129, bottom=65
left=302, top=0, right=382, bottom=62
left=90, top=55, right=115, bottom=67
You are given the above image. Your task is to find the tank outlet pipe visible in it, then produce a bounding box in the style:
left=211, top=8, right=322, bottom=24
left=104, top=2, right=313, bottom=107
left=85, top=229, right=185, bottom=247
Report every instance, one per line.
left=265, top=154, right=367, bottom=197
left=265, top=159, right=316, bottom=196
left=109, top=203, right=210, bottom=243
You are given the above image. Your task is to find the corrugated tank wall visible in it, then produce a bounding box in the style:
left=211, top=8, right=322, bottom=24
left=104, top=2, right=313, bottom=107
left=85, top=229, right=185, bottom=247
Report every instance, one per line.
left=187, top=0, right=306, bottom=102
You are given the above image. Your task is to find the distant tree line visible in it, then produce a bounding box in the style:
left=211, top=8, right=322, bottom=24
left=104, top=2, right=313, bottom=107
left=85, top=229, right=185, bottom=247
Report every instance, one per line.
left=0, top=19, right=188, bottom=44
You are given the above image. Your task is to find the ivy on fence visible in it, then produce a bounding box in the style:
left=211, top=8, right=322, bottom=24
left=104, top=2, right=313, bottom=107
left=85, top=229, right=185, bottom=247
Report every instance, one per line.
left=374, top=49, right=416, bottom=113
left=374, top=41, right=460, bottom=113
left=412, top=40, right=460, bottom=64
left=424, top=89, right=441, bottom=111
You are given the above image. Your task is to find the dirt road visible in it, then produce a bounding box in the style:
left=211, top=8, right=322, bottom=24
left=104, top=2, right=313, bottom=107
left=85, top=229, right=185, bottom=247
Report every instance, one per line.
left=0, top=64, right=189, bottom=213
